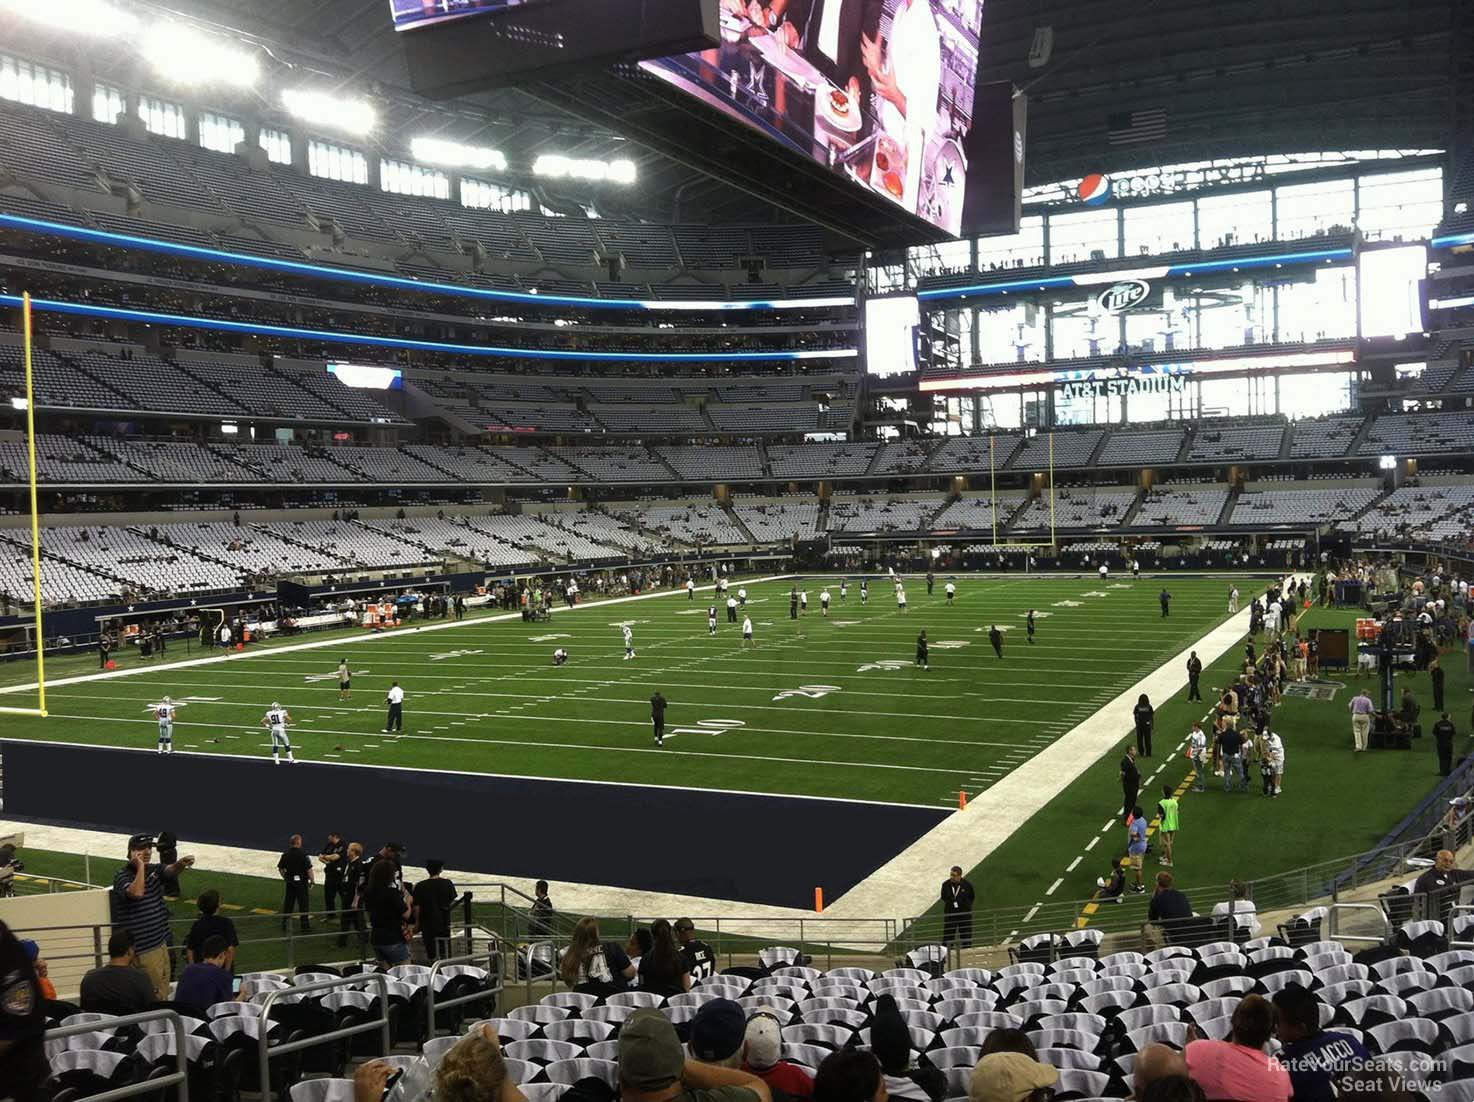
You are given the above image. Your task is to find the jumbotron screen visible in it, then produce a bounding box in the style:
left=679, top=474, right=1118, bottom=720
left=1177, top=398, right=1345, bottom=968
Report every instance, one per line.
left=389, top=0, right=531, bottom=31
left=640, top=0, right=991, bottom=236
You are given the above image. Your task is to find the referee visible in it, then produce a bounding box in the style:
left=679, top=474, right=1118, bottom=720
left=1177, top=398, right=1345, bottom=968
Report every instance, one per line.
left=384, top=681, right=405, bottom=733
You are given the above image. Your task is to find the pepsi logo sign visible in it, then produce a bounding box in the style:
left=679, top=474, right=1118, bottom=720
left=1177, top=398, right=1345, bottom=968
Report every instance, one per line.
left=1096, top=279, right=1151, bottom=315
left=1077, top=173, right=1111, bottom=206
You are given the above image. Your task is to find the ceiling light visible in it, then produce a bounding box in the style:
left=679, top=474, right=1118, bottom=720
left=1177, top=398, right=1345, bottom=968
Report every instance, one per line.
left=533, top=155, right=637, bottom=185
left=0, top=0, right=138, bottom=36
left=142, top=23, right=260, bottom=87
left=411, top=137, right=507, bottom=172
left=282, top=88, right=376, bottom=136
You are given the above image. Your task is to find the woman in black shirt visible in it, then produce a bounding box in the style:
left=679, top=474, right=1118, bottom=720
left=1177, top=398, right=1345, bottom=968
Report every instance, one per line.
left=635, top=918, right=690, bottom=997
left=364, top=859, right=412, bottom=966
left=1133, top=694, right=1155, bottom=758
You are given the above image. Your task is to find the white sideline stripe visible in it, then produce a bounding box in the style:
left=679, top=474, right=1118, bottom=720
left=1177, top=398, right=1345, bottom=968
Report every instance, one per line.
left=1085, top=836, right=1099, bottom=852
left=1045, top=878, right=1063, bottom=896
left=1066, top=856, right=1082, bottom=872
left=822, top=600, right=1259, bottom=919
left=1023, top=905, right=1040, bottom=923
left=0, top=575, right=795, bottom=697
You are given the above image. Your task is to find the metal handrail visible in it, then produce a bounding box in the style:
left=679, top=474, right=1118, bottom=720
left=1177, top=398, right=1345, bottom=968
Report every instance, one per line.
left=44, top=1009, right=188, bottom=1102
left=254, top=972, right=391, bottom=1095
left=425, top=949, right=503, bottom=1038
left=1325, top=902, right=1391, bottom=947
left=1447, top=904, right=1474, bottom=949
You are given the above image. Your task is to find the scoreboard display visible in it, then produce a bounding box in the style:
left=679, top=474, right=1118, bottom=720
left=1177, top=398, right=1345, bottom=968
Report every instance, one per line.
left=389, top=0, right=532, bottom=32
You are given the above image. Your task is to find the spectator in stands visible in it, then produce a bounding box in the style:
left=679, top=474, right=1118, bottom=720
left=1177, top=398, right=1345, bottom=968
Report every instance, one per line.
left=112, top=832, right=192, bottom=999
left=16, top=940, right=53, bottom=1002
left=743, top=1007, right=813, bottom=1099
left=560, top=916, right=635, bottom=993
left=675, top=918, right=717, bottom=981
left=1133, top=1043, right=1189, bottom=1098
left=413, top=859, right=458, bottom=962
left=691, top=998, right=748, bottom=1068
left=1120, top=745, right=1140, bottom=822
left=0, top=919, right=46, bottom=1102
left=1350, top=688, right=1374, bottom=752
left=174, top=934, right=237, bottom=1011
left=620, top=1006, right=770, bottom=1102
left=638, top=918, right=692, bottom=997
left=278, top=833, right=313, bottom=932
left=529, top=880, right=555, bottom=937
left=977, top=1031, right=1036, bottom=1059
left=433, top=1024, right=526, bottom=1102
left=1184, top=994, right=1291, bottom=1102
left=185, top=888, right=238, bottom=969
left=1134, top=694, right=1155, bottom=757
left=966, top=1052, right=1057, bottom=1102
left=1272, top=983, right=1368, bottom=1102
left=1413, top=849, right=1474, bottom=925
left=79, top=930, right=154, bottom=1013
left=364, top=855, right=413, bottom=966
left=1139, top=1078, right=1206, bottom=1102
left=871, top=994, right=944, bottom=1101
left=813, top=1050, right=883, bottom=1102
left=627, top=927, right=653, bottom=966
left=940, top=865, right=975, bottom=948
left=1148, top=872, right=1192, bottom=929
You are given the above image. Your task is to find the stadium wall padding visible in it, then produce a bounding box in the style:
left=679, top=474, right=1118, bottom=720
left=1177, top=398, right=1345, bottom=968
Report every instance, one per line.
left=1, top=740, right=947, bottom=908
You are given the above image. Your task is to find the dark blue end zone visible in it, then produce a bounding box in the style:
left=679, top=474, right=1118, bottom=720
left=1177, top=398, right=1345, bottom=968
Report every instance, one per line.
left=1, top=741, right=947, bottom=908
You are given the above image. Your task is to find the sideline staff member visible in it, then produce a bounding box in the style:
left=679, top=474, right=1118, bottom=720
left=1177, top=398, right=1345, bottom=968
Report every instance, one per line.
left=940, top=865, right=975, bottom=948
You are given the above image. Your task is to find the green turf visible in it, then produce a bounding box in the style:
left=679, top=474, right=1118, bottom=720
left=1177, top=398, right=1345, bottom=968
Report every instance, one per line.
left=4, top=575, right=1244, bottom=807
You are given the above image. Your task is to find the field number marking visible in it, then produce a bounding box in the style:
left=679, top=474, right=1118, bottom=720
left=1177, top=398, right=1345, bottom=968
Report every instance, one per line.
left=666, top=719, right=746, bottom=740
left=772, top=684, right=842, bottom=702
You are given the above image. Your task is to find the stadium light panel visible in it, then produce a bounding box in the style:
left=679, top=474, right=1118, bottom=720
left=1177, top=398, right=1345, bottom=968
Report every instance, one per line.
left=142, top=24, right=260, bottom=88
left=411, top=137, right=506, bottom=172
left=0, top=0, right=138, bottom=36
left=533, top=155, right=637, bottom=185
left=283, top=88, right=376, bottom=136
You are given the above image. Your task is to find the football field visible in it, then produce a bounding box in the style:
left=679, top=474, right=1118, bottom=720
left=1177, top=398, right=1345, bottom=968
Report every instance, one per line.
left=2, top=574, right=1237, bottom=808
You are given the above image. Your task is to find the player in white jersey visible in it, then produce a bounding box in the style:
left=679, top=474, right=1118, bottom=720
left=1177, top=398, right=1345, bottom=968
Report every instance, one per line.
left=839, top=579, right=848, bottom=602
left=896, top=587, right=907, bottom=612
left=262, top=702, right=295, bottom=765
left=156, top=697, right=176, bottom=754
left=742, top=616, right=754, bottom=648
left=553, top=648, right=568, bottom=666
left=1099, top=563, right=1109, bottom=580
left=799, top=590, right=808, bottom=613
left=623, top=624, right=636, bottom=660
left=737, top=587, right=748, bottom=607
left=944, top=580, right=956, bottom=605
left=1131, top=558, right=1140, bottom=579
left=1188, top=722, right=1208, bottom=792
left=707, top=605, right=718, bottom=636
left=820, top=588, right=831, bottom=616
left=686, top=578, right=695, bottom=600
left=1228, top=586, right=1240, bottom=613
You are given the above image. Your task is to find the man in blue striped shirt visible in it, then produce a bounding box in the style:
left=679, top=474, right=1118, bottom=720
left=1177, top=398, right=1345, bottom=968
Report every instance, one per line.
left=111, top=834, right=194, bottom=999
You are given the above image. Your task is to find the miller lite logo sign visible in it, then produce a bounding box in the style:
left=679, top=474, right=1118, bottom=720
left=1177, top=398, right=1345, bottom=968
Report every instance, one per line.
left=1096, top=279, right=1151, bottom=315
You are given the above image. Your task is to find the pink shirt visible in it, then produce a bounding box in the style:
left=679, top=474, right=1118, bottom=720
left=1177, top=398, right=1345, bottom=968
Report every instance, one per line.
left=1186, top=1039, right=1292, bottom=1102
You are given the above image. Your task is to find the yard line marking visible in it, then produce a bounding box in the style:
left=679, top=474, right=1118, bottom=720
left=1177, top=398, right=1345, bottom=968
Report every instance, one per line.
left=1066, top=856, right=1082, bottom=872
left=1046, top=878, right=1063, bottom=896
left=1101, top=820, right=1115, bottom=833
left=1023, top=905, right=1040, bottom=923
left=1085, top=836, right=1099, bottom=852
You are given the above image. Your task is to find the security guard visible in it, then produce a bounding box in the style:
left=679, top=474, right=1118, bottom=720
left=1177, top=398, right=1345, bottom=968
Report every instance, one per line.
left=0, top=918, right=46, bottom=1102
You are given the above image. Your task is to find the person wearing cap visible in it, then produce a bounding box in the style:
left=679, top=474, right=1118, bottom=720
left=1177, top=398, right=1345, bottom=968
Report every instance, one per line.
left=743, top=1007, right=814, bottom=1099
left=412, top=860, right=457, bottom=962
left=16, top=939, right=53, bottom=1003
left=870, top=994, right=944, bottom=1101
left=691, top=998, right=749, bottom=1068
left=620, top=1006, right=770, bottom=1102
left=112, top=832, right=193, bottom=999
left=0, top=918, right=46, bottom=1102
left=674, top=918, right=716, bottom=981
left=967, top=1052, right=1058, bottom=1102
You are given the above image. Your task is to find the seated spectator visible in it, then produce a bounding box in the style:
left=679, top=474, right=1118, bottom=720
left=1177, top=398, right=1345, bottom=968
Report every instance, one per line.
left=561, top=917, right=636, bottom=994
left=638, top=919, right=692, bottom=998
left=79, top=930, right=154, bottom=1013
left=627, top=927, right=654, bottom=971
left=978, top=1031, right=1036, bottom=1060
left=966, top=1052, right=1057, bottom=1102
left=620, top=1007, right=771, bottom=1102
left=814, top=1051, right=884, bottom=1102
left=1272, top=984, right=1368, bottom=1102
left=1148, top=872, right=1194, bottom=925
left=1141, top=1077, right=1207, bottom=1102
left=185, top=888, right=239, bottom=969
left=1134, top=1043, right=1190, bottom=1098
left=743, top=1007, right=814, bottom=1099
left=18, top=939, right=55, bottom=1001
left=434, top=1025, right=526, bottom=1102
left=1210, top=879, right=1262, bottom=936
left=174, top=935, right=237, bottom=1010
left=690, top=998, right=747, bottom=1068
left=1185, top=994, right=1291, bottom=1102
left=870, top=995, right=944, bottom=1101
left=1096, top=858, right=1129, bottom=903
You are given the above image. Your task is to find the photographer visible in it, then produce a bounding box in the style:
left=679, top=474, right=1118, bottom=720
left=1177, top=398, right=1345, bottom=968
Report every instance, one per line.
left=0, top=843, right=23, bottom=898
left=111, top=833, right=194, bottom=999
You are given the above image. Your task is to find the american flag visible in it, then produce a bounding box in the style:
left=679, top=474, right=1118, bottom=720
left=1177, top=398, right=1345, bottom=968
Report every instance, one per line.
left=1107, top=108, right=1168, bottom=146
